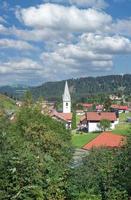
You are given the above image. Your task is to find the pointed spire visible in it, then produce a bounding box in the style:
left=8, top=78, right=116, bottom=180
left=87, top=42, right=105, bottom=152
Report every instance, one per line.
left=63, top=81, right=71, bottom=102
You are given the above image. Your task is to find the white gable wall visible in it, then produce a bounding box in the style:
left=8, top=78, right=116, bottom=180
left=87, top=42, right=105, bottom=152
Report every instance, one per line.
left=88, top=121, right=116, bottom=132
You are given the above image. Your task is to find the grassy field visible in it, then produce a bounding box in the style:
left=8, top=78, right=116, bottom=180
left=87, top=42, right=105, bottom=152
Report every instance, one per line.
left=72, top=112, right=131, bottom=147
left=72, top=132, right=99, bottom=148
left=0, top=94, right=16, bottom=110
left=119, top=112, right=131, bottom=122
left=112, top=112, right=131, bottom=136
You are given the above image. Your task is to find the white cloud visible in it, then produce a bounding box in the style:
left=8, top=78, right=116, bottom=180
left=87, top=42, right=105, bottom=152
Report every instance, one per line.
left=69, top=0, right=108, bottom=9
left=0, top=58, right=53, bottom=85
left=0, top=58, right=42, bottom=74
left=17, top=3, right=112, bottom=32
left=0, top=1, right=131, bottom=84
left=80, top=33, right=131, bottom=54
left=40, top=32, right=131, bottom=78
left=0, top=16, right=6, bottom=23
left=92, top=60, right=113, bottom=68
left=112, top=18, right=131, bottom=36
left=0, top=38, right=35, bottom=50
left=0, top=24, right=7, bottom=33
left=11, top=26, right=74, bottom=43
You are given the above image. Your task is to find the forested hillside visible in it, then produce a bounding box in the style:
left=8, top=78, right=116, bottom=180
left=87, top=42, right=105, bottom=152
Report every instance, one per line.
left=0, top=85, right=28, bottom=99
left=0, top=74, right=131, bottom=100
left=31, top=74, right=131, bottom=100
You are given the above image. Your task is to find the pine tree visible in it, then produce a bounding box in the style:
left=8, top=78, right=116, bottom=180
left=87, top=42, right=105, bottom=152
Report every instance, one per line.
left=72, top=110, right=76, bottom=130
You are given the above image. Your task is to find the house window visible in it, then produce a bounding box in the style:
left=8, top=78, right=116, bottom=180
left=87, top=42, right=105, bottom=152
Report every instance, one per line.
left=66, top=103, right=68, bottom=106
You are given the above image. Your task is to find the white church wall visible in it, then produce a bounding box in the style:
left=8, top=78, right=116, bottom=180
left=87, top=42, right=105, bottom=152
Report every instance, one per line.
left=63, top=101, right=71, bottom=113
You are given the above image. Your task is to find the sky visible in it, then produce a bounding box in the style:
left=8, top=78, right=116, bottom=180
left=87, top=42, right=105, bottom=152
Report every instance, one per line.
left=0, top=0, right=131, bottom=86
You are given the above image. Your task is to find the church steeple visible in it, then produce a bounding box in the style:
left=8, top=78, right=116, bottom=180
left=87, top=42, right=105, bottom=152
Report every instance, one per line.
left=63, top=81, right=71, bottom=102
left=63, top=81, right=71, bottom=113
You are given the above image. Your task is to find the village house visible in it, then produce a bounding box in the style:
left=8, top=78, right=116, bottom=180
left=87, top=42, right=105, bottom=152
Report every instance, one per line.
left=96, top=104, right=103, bottom=112
left=51, top=110, right=72, bottom=129
left=79, top=112, right=118, bottom=132
left=111, top=104, right=129, bottom=113
left=76, top=110, right=85, bottom=116
left=81, top=103, right=93, bottom=111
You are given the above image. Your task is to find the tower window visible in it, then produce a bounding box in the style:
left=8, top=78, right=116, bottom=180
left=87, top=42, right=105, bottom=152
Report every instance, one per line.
left=66, top=103, right=68, bottom=106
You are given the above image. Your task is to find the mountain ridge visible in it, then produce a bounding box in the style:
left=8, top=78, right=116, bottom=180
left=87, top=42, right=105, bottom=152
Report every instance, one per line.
left=0, top=74, right=131, bottom=100
left=30, top=74, right=131, bottom=101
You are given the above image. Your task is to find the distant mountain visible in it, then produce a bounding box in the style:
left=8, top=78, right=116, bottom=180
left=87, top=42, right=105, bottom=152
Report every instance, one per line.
left=0, top=74, right=131, bottom=101
left=0, top=85, right=28, bottom=99
left=31, top=74, right=131, bottom=101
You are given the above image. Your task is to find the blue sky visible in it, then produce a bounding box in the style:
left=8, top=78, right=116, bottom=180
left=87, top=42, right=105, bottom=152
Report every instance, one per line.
left=0, top=0, right=131, bottom=86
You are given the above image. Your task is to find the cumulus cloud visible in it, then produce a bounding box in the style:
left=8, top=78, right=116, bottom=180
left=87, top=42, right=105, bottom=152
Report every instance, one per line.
left=0, top=58, right=52, bottom=85
left=69, top=0, right=108, bottom=9
left=10, top=26, right=74, bottom=43
left=0, top=39, right=35, bottom=50
left=42, top=0, right=108, bottom=9
left=16, top=3, right=112, bottom=32
left=112, top=18, right=131, bottom=36
left=40, top=33, right=131, bottom=78
left=0, top=16, right=6, bottom=23
left=0, top=1, right=131, bottom=84
left=0, top=58, right=42, bottom=74
left=0, top=24, right=7, bottom=33
left=80, top=33, right=131, bottom=54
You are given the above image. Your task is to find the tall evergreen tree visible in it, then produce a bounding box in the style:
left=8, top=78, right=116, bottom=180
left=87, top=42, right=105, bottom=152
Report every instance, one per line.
left=72, top=110, right=76, bottom=130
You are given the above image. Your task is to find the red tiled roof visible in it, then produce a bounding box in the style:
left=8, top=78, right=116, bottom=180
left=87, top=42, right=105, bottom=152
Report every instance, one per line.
left=111, top=104, right=128, bottom=110
left=81, top=112, right=117, bottom=122
left=51, top=110, right=72, bottom=122
left=83, top=132, right=125, bottom=150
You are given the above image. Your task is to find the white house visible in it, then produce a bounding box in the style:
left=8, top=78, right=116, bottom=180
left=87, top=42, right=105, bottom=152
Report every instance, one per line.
left=111, top=105, right=129, bottom=114
left=79, top=112, right=118, bottom=132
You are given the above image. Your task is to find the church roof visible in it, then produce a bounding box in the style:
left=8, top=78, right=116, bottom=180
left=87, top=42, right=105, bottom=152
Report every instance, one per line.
left=63, top=81, right=71, bottom=102
left=50, top=110, right=72, bottom=122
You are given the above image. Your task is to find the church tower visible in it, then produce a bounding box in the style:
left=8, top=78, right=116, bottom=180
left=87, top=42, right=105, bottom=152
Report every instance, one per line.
left=63, top=81, right=71, bottom=113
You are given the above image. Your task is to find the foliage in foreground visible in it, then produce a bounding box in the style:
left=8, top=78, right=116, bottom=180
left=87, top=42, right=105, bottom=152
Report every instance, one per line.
left=0, top=105, right=131, bottom=200
left=0, top=107, right=72, bottom=200
left=69, top=135, right=131, bottom=200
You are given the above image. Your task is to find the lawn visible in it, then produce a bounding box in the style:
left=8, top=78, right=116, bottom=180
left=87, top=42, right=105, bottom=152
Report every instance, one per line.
left=72, top=132, right=99, bottom=148
left=112, top=112, right=131, bottom=136
left=119, top=112, right=131, bottom=122
left=72, top=112, right=131, bottom=148
left=113, top=123, right=131, bottom=136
